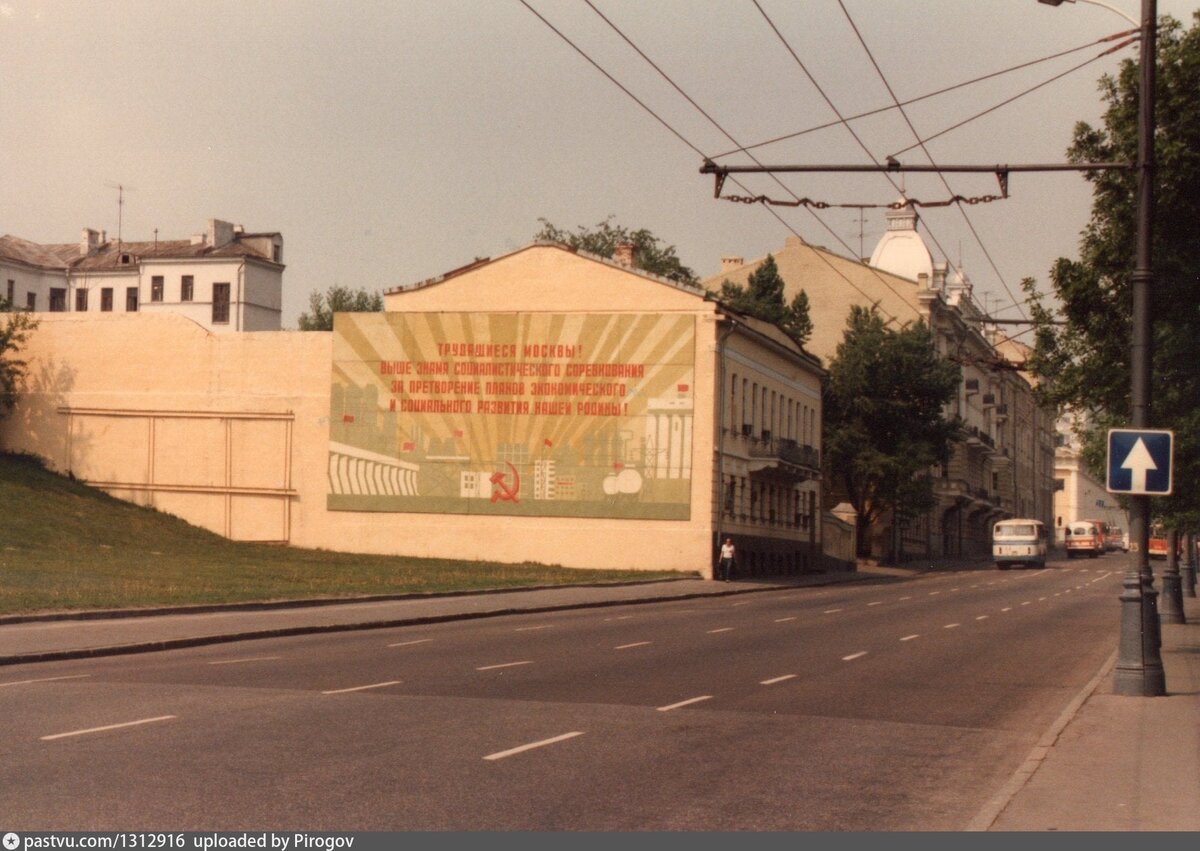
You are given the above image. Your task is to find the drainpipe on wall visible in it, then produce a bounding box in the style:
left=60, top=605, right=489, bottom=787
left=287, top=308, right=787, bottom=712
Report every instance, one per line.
left=713, top=307, right=738, bottom=578
left=237, top=261, right=245, bottom=331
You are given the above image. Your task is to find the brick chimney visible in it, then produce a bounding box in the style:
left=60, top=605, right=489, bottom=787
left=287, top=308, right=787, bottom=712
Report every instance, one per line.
left=613, top=241, right=636, bottom=268
left=80, top=228, right=103, bottom=256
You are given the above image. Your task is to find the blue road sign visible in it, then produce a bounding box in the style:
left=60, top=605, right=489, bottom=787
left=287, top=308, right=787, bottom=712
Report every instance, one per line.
left=1107, top=429, right=1173, bottom=495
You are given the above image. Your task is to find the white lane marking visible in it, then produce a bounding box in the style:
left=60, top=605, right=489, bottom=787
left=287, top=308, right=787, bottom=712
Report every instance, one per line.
left=388, top=639, right=434, bottom=648
left=321, top=680, right=402, bottom=695
left=929, top=591, right=942, bottom=596
left=615, top=641, right=651, bottom=650
left=604, top=615, right=634, bottom=621
left=760, top=674, right=797, bottom=685
left=1039, top=597, right=1047, bottom=602
left=1, top=674, right=91, bottom=688
left=707, top=627, right=735, bottom=634
left=657, top=695, right=713, bottom=712
left=476, top=661, right=533, bottom=671
left=900, top=634, right=920, bottom=642
left=774, top=616, right=798, bottom=623
left=951, top=588, right=961, bottom=592
left=1021, top=601, right=1032, bottom=606
left=41, top=715, right=176, bottom=741
left=1002, top=607, right=1013, bottom=612
left=976, top=615, right=990, bottom=621
left=900, top=596, right=913, bottom=601
left=731, top=601, right=753, bottom=607
left=843, top=651, right=869, bottom=661
left=944, top=623, right=961, bottom=629
left=823, top=608, right=843, bottom=614
left=208, top=656, right=281, bottom=666
left=483, top=731, right=584, bottom=761
left=868, top=601, right=883, bottom=607
left=514, top=625, right=553, bottom=632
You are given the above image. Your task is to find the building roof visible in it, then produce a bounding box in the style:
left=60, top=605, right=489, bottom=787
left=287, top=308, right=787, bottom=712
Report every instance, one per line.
left=0, top=231, right=282, bottom=273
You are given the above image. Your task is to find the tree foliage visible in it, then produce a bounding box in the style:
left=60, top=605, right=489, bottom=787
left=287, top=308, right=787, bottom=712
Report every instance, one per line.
left=822, top=305, right=962, bottom=555
left=534, top=216, right=697, bottom=285
left=1023, top=13, right=1200, bottom=530
left=717, top=255, right=814, bottom=347
left=0, top=298, right=39, bottom=416
left=297, top=286, right=384, bottom=331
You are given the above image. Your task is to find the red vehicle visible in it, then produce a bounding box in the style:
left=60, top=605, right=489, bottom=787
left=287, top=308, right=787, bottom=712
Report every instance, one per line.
left=1065, top=520, right=1105, bottom=558
left=1149, top=523, right=1169, bottom=560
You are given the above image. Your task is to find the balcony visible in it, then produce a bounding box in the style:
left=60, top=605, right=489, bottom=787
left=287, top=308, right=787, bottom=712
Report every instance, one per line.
left=747, top=437, right=820, bottom=481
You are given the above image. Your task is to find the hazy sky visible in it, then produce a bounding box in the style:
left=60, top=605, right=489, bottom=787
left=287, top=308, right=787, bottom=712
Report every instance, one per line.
left=3, top=0, right=1197, bottom=331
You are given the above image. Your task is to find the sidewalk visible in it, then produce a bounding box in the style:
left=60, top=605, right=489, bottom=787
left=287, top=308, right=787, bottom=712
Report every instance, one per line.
left=1, top=567, right=1197, bottom=831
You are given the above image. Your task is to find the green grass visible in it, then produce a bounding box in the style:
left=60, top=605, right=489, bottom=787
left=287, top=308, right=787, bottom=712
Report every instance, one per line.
left=0, top=453, right=689, bottom=615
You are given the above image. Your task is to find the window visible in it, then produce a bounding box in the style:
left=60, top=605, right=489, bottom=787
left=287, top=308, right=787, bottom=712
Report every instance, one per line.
left=151, top=276, right=164, bottom=302
left=101, top=288, right=113, bottom=312
left=5, top=280, right=13, bottom=304
left=181, top=275, right=194, bottom=302
left=26, top=292, right=36, bottom=311
left=126, top=287, right=138, bottom=312
left=212, top=282, right=230, bottom=324
left=49, top=288, right=66, bottom=312
left=75, top=289, right=88, bottom=312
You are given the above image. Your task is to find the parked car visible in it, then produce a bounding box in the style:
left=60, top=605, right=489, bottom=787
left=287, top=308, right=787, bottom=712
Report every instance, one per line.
left=1065, top=520, right=1105, bottom=558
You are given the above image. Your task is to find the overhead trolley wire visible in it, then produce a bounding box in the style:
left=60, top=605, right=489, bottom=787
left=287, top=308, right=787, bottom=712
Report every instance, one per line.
left=579, top=0, right=921, bottom=322
left=834, top=0, right=1029, bottom=323
left=518, top=0, right=912, bottom=326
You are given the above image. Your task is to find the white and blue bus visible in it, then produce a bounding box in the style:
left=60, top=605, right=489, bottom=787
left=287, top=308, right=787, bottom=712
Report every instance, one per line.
left=992, top=519, right=1047, bottom=570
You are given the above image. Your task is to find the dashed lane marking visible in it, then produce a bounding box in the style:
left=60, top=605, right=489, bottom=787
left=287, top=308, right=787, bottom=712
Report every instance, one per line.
left=476, top=661, right=533, bottom=671
left=900, top=635, right=920, bottom=642
left=843, top=651, right=869, bottom=661
left=774, top=616, right=798, bottom=623
left=388, top=639, right=434, bottom=648
left=41, top=715, right=177, bottom=741
left=514, top=625, right=554, bottom=632
left=615, top=641, right=651, bottom=650
left=657, top=696, right=713, bottom=712
left=976, top=615, right=989, bottom=621
left=944, top=623, right=961, bottom=629
left=321, top=681, right=402, bottom=695
left=1, top=675, right=91, bottom=688
left=823, top=608, right=843, bottom=614
left=483, top=731, right=584, bottom=761
left=707, top=628, right=735, bottom=634
left=760, top=674, right=798, bottom=685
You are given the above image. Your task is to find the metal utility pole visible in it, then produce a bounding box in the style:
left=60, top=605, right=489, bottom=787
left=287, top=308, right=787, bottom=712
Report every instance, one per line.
left=1112, top=0, right=1165, bottom=696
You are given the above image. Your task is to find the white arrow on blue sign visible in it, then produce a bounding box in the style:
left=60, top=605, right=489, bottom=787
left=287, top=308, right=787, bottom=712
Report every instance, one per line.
left=1107, top=429, right=1173, bottom=495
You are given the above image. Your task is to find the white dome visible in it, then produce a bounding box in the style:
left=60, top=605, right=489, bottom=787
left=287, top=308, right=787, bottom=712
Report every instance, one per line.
left=868, top=199, right=934, bottom=283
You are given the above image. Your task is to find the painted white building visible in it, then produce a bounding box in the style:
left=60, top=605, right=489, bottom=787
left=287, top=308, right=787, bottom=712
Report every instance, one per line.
left=1052, top=413, right=1129, bottom=545
left=0, top=218, right=284, bottom=332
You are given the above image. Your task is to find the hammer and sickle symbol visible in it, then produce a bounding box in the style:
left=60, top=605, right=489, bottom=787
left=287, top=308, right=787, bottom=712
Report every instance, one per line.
left=490, top=462, right=521, bottom=503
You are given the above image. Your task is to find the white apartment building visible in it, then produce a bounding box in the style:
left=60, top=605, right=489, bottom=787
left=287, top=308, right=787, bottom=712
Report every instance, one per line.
left=0, top=218, right=284, bottom=332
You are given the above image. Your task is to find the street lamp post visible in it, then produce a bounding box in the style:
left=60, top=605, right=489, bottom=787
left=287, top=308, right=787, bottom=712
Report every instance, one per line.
left=1116, top=0, right=1166, bottom=696
left=1043, top=0, right=1166, bottom=695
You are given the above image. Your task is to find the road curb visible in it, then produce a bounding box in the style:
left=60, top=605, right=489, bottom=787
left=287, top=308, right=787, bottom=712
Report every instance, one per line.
left=0, top=574, right=877, bottom=667
left=963, top=646, right=1119, bottom=831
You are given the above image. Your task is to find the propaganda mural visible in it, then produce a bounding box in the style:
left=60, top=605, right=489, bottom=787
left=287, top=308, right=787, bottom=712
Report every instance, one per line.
left=328, top=312, right=695, bottom=519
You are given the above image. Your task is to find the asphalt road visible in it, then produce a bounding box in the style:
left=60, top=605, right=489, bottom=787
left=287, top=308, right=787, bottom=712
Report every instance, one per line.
left=0, top=558, right=1124, bottom=830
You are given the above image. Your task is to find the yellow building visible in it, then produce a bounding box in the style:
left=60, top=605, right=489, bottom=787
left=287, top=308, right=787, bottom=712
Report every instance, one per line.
left=2, top=242, right=827, bottom=577
left=703, top=204, right=1054, bottom=561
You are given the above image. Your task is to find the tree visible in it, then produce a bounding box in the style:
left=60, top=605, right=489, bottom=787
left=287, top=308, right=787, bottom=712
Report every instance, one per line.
left=297, top=286, right=384, bottom=331
left=534, top=216, right=697, bottom=285
left=0, top=298, right=39, bottom=416
left=822, top=305, right=962, bottom=558
left=717, top=255, right=814, bottom=347
left=1023, top=13, right=1200, bottom=531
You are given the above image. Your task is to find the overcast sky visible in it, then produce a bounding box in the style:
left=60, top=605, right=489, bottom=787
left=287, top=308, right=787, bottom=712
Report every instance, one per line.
left=3, top=0, right=1197, bottom=332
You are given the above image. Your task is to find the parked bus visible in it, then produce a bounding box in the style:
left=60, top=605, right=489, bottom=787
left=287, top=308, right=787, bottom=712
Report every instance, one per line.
left=992, top=519, right=1047, bottom=570
left=1105, top=525, right=1126, bottom=552
left=1064, top=520, right=1105, bottom=559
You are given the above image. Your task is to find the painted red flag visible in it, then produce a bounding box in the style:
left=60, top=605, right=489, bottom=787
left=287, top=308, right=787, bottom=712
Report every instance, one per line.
left=677, top=384, right=689, bottom=392
left=342, top=414, right=355, bottom=423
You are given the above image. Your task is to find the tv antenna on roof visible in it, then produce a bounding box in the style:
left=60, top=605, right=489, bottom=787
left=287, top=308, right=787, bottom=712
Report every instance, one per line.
left=104, top=181, right=137, bottom=250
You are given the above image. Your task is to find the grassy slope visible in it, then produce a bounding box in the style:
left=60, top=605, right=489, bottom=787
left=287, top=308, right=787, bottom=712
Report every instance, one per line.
left=0, top=453, right=685, bottom=614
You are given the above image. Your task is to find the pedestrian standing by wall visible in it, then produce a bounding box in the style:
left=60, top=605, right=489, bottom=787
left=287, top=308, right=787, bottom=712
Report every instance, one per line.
left=717, top=538, right=736, bottom=582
